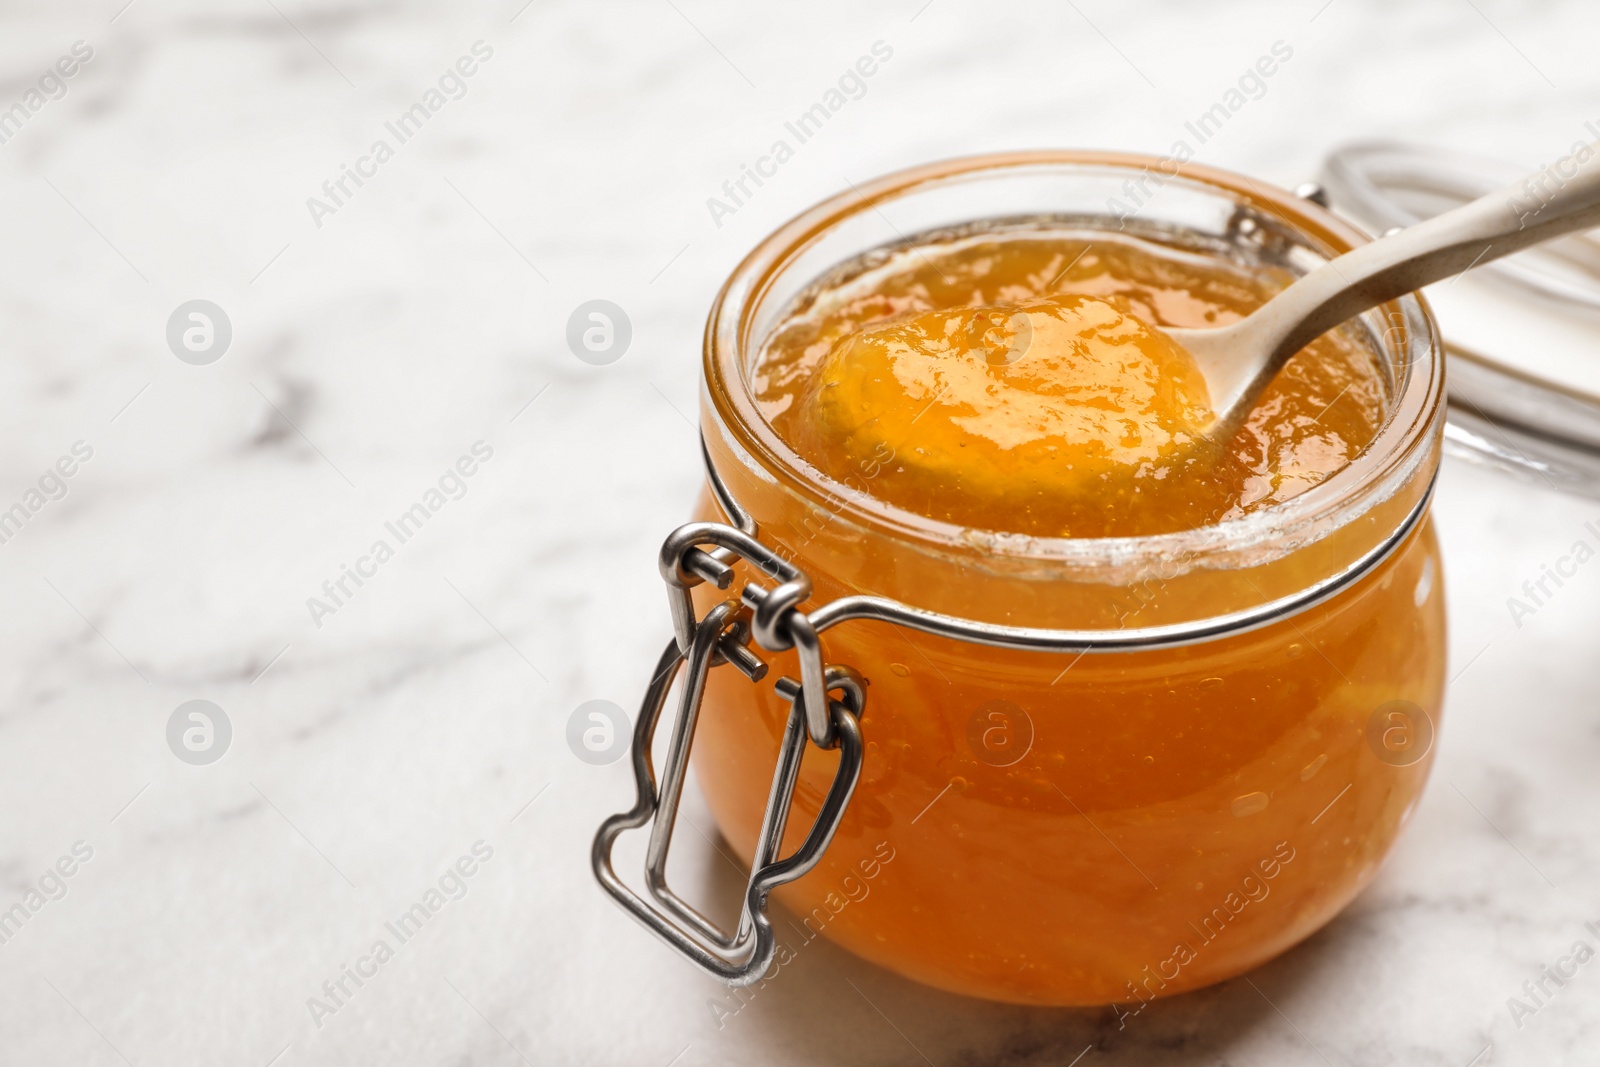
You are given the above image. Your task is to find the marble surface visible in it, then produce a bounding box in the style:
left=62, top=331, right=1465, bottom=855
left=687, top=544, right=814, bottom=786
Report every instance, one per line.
left=2, top=0, right=1600, bottom=1063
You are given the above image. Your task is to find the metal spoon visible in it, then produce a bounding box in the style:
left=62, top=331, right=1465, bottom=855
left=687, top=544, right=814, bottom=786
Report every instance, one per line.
left=1171, top=143, right=1600, bottom=436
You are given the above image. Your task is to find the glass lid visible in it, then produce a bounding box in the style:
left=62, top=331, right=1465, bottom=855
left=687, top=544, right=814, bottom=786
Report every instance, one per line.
left=1319, top=139, right=1600, bottom=499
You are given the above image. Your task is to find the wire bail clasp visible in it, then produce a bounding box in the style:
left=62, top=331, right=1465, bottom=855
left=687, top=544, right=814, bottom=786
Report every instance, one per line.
left=590, top=523, right=867, bottom=986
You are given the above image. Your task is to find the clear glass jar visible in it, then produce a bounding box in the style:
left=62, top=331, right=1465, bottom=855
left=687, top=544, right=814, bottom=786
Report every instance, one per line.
left=675, top=152, right=1446, bottom=1006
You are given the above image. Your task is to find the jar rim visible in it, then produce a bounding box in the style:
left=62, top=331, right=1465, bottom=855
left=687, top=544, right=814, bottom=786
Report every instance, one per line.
left=703, top=150, right=1444, bottom=573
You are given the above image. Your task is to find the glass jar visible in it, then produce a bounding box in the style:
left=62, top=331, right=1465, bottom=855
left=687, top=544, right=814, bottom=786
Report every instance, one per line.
left=596, top=151, right=1446, bottom=1007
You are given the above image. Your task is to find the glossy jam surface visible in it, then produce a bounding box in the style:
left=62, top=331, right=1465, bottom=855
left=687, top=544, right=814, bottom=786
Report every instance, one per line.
left=755, top=231, right=1387, bottom=536
left=808, top=294, right=1214, bottom=506
left=692, top=223, right=1443, bottom=1007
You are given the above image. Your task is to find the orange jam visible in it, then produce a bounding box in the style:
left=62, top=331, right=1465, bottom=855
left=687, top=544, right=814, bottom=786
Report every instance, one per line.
left=804, top=293, right=1214, bottom=517
left=757, top=232, right=1387, bottom=537
left=692, top=215, right=1444, bottom=1005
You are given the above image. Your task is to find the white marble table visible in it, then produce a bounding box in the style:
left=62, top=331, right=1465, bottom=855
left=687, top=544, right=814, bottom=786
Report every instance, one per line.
left=2, top=0, right=1599, bottom=1063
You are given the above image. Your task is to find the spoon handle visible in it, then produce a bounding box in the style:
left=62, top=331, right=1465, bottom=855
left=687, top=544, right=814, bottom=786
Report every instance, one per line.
left=1240, top=141, right=1600, bottom=386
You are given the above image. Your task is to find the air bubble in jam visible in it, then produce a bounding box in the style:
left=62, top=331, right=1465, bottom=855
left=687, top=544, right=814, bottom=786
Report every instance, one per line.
left=1231, top=792, right=1270, bottom=817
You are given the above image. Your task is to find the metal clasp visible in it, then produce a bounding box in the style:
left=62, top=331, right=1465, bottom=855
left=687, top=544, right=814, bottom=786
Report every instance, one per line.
left=590, top=524, right=867, bottom=986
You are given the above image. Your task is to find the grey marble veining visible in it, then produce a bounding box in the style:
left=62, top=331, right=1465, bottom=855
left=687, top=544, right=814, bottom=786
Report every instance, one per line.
left=1, top=0, right=1599, bottom=1063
